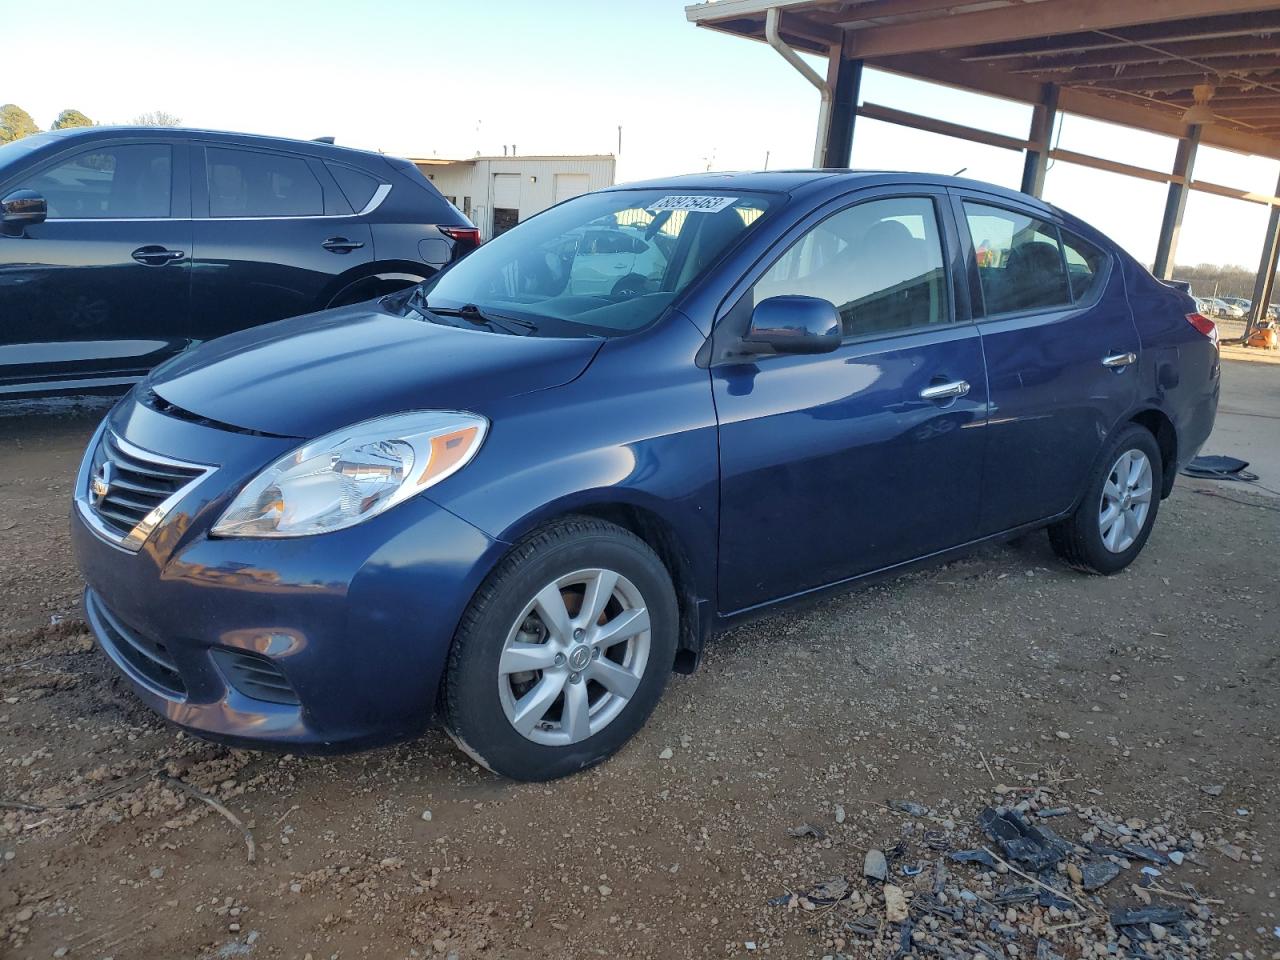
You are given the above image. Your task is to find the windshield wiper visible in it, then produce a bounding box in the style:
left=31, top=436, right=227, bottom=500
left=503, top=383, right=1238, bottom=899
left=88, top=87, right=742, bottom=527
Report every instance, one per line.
left=427, top=302, right=536, bottom=336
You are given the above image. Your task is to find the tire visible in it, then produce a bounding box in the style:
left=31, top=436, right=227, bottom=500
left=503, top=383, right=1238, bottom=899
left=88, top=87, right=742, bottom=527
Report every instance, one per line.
left=1048, top=424, right=1163, bottom=575
left=441, top=517, right=678, bottom=781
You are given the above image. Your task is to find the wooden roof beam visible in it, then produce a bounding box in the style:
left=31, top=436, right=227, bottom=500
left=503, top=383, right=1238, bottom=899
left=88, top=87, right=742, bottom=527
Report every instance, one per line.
left=874, top=51, right=1280, bottom=159
left=1080, top=72, right=1280, bottom=93
left=847, top=0, right=1280, bottom=59
left=953, top=10, right=1280, bottom=61
left=998, top=35, right=1280, bottom=73
left=824, top=0, right=1000, bottom=28
left=1028, top=57, right=1280, bottom=83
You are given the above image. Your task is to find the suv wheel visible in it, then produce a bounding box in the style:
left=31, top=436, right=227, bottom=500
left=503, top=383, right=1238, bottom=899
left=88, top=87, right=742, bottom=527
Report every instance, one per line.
left=442, top=517, right=678, bottom=781
left=1048, top=424, right=1163, bottom=575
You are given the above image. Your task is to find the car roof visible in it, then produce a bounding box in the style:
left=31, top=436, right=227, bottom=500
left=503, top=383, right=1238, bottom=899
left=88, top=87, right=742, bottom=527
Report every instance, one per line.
left=23, top=125, right=393, bottom=163
left=606, top=168, right=1060, bottom=212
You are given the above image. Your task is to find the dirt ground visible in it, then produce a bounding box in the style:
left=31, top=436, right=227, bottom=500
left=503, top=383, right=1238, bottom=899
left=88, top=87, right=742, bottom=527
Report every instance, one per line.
left=1, top=374, right=1278, bottom=960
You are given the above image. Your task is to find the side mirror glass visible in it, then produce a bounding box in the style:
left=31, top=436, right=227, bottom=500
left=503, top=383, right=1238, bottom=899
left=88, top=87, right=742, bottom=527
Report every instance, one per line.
left=1, top=190, right=47, bottom=229
left=745, top=295, right=841, bottom=355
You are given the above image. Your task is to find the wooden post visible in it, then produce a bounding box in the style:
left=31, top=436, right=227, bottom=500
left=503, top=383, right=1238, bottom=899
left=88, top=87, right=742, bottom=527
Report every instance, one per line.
left=1243, top=170, right=1280, bottom=343
left=823, top=55, right=863, bottom=169
left=1152, top=125, right=1201, bottom=280
left=1021, top=84, right=1059, bottom=197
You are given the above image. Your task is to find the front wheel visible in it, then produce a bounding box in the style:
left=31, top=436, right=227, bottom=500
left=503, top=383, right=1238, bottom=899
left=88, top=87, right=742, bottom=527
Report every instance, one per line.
left=441, top=518, right=678, bottom=781
left=1048, top=424, right=1163, bottom=575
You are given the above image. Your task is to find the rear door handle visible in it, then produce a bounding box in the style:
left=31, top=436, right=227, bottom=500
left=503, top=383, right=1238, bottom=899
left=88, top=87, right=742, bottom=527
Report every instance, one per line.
left=919, top=380, right=970, bottom=401
left=131, top=245, right=185, bottom=265
left=322, top=237, right=365, bottom=253
left=1102, top=352, right=1137, bottom=369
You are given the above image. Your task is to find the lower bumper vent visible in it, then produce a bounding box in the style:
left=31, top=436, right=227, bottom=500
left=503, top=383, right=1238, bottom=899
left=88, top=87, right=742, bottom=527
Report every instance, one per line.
left=212, top=648, right=300, bottom=706
left=86, top=590, right=187, bottom=698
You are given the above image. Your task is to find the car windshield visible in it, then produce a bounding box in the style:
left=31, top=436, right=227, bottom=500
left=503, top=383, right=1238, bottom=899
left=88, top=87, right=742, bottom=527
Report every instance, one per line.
left=0, top=131, right=60, bottom=167
left=400, top=189, right=775, bottom=337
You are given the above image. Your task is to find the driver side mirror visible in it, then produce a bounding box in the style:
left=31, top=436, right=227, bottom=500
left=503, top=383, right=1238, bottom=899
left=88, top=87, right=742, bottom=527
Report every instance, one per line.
left=1, top=190, right=47, bottom=232
left=744, top=295, right=841, bottom=355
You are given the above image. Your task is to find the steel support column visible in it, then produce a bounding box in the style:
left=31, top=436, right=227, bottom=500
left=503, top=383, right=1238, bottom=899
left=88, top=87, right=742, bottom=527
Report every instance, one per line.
left=823, top=55, right=863, bottom=169
left=1020, top=84, right=1059, bottom=197
left=1243, top=170, right=1280, bottom=343
left=1152, top=125, right=1201, bottom=279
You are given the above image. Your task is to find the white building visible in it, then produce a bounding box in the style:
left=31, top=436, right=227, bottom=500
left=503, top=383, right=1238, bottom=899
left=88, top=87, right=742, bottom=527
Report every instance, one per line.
left=412, top=154, right=616, bottom=240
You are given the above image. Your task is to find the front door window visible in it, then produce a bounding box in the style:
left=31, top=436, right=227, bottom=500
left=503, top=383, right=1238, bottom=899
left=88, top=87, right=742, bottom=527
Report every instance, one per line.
left=18, top=144, right=172, bottom=219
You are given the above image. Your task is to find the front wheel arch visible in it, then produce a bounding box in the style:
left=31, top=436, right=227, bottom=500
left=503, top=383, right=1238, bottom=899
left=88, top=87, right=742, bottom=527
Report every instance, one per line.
left=491, top=496, right=709, bottom=672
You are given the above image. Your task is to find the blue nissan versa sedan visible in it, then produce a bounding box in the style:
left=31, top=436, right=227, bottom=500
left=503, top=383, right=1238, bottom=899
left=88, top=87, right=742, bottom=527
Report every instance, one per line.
left=0, top=126, right=478, bottom=397
left=71, top=171, right=1220, bottom=781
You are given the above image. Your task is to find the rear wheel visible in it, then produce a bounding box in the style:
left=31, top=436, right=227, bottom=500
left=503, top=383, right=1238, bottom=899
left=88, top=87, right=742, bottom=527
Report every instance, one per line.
left=441, top=517, right=678, bottom=781
left=1048, top=424, right=1163, bottom=574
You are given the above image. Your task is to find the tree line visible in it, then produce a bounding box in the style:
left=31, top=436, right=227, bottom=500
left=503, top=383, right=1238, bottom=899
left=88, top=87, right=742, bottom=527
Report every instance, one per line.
left=0, top=105, right=181, bottom=144
left=1171, top=262, right=1280, bottom=303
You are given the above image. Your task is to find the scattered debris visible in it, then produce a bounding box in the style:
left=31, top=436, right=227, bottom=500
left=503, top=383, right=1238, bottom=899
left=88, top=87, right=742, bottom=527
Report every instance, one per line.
left=163, top=776, right=256, bottom=864
left=882, top=884, right=909, bottom=922
left=771, top=791, right=1226, bottom=960
left=863, top=848, right=888, bottom=881
left=788, top=822, right=827, bottom=841
left=890, top=799, right=930, bottom=817
left=1078, top=859, right=1121, bottom=891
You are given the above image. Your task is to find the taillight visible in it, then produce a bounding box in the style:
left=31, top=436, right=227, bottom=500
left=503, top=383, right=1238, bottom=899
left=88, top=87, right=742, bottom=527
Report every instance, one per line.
left=440, top=226, right=481, bottom=248
left=1186, top=312, right=1218, bottom=344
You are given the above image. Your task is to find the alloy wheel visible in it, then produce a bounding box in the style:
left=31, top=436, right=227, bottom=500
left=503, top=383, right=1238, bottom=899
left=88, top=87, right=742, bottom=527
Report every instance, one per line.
left=1098, top=448, right=1153, bottom=553
left=497, top=568, right=651, bottom=746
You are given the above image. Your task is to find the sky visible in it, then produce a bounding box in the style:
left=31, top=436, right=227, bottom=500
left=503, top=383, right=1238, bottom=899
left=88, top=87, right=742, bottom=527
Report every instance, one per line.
left=6, top=0, right=1278, bottom=270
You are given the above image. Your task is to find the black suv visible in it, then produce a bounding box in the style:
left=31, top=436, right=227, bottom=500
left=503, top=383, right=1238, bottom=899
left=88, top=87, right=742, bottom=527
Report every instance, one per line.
left=0, top=127, right=479, bottom=396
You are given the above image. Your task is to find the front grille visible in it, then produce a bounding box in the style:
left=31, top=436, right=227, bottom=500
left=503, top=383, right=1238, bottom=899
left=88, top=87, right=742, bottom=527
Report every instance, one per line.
left=212, top=648, right=300, bottom=705
left=86, top=589, right=186, bottom=698
left=86, top=431, right=208, bottom=544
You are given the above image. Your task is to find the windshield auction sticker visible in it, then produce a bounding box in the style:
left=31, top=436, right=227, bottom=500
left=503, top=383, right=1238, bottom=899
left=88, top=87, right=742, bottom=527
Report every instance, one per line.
left=647, top=195, right=739, bottom=213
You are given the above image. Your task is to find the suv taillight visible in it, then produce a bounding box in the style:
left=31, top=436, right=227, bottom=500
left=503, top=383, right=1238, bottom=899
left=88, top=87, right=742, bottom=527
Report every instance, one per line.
left=440, top=226, right=481, bottom=248
left=1186, top=312, right=1218, bottom=344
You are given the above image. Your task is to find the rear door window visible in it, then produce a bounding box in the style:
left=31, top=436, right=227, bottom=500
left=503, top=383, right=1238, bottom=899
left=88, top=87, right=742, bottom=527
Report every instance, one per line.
left=325, top=162, right=382, bottom=212
left=1059, top=228, right=1109, bottom=304
left=206, top=147, right=323, bottom=217
left=18, top=143, right=172, bottom=219
left=964, top=202, right=1071, bottom=315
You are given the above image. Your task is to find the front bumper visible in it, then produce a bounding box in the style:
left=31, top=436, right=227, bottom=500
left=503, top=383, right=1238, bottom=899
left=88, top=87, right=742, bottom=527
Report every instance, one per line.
left=72, top=398, right=505, bottom=752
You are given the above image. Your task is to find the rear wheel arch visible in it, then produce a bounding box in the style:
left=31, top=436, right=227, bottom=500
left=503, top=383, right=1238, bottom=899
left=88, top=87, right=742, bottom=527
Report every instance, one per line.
left=1127, top=408, right=1178, bottom=498
left=323, top=261, right=433, bottom=309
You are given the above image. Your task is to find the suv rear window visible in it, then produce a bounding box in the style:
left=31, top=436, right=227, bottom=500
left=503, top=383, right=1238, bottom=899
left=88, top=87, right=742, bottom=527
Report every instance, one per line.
left=207, top=147, right=323, bottom=218
left=326, top=162, right=382, bottom=212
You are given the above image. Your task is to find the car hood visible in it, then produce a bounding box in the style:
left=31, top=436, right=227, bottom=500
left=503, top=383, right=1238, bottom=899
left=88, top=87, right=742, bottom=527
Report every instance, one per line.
left=147, top=303, right=603, bottom=437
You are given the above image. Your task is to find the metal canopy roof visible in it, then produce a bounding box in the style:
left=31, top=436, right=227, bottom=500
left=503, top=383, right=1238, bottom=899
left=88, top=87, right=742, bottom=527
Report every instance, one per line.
left=686, top=0, right=1280, bottom=160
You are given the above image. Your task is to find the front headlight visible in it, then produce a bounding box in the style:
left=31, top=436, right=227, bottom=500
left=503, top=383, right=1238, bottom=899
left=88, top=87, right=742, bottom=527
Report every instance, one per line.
left=211, top=410, right=487, bottom=538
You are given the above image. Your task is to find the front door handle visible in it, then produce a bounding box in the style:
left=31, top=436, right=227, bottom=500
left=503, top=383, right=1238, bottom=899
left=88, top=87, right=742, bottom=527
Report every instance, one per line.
left=322, top=236, right=365, bottom=253
left=919, top=380, right=971, bottom=402
left=1102, top=351, right=1138, bottom=369
left=131, top=245, right=185, bottom=265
